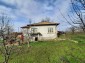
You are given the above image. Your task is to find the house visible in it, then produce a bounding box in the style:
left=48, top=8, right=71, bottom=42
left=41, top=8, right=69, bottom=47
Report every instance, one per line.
left=21, top=21, right=59, bottom=41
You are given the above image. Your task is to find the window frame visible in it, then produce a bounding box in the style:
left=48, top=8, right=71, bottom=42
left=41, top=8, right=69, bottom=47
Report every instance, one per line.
left=31, top=28, right=37, bottom=33
left=48, top=27, right=54, bottom=33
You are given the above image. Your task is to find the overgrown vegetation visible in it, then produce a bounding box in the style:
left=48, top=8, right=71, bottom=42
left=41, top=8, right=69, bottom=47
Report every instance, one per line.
left=0, top=33, right=85, bottom=63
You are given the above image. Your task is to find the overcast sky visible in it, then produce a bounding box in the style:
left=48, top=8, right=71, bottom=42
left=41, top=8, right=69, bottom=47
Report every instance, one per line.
left=0, top=0, right=79, bottom=31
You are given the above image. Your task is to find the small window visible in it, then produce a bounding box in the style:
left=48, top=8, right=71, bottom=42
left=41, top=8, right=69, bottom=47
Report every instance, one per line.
left=31, top=28, right=37, bottom=33
left=48, top=28, right=53, bottom=33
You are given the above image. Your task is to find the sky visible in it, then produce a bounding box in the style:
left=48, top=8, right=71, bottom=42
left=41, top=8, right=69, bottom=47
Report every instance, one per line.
left=0, top=0, right=81, bottom=31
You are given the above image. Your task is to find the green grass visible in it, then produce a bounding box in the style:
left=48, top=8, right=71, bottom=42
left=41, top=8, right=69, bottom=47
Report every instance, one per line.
left=71, top=35, right=85, bottom=44
left=60, top=33, right=85, bottom=44
left=0, top=33, right=85, bottom=63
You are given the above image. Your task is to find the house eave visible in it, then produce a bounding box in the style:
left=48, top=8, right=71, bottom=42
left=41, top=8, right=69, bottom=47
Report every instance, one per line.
left=21, top=23, right=59, bottom=28
left=27, top=23, right=59, bottom=26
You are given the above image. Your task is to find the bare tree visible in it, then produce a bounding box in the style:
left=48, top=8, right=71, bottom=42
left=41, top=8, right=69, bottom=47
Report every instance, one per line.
left=70, top=26, right=76, bottom=34
left=27, top=19, right=32, bottom=47
left=71, top=0, right=85, bottom=32
left=77, top=0, right=85, bottom=9
left=0, top=14, right=14, bottom=63
left=25, top=19, right=32, bottom=47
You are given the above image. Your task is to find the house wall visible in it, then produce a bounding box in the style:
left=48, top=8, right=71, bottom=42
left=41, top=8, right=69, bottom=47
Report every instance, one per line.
left=22, top=25, right=58, bottom=40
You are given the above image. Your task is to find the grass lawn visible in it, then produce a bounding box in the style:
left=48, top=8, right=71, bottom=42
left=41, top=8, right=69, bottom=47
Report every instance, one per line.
left=0, top=33, right=85, bottom=63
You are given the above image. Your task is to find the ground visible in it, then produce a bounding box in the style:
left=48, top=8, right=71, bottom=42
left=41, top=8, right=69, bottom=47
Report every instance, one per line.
left=0, top=33, right=85, bottom=63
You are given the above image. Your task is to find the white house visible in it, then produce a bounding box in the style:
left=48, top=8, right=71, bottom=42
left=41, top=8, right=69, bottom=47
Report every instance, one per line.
left=21, top=21, right=59, bottom=41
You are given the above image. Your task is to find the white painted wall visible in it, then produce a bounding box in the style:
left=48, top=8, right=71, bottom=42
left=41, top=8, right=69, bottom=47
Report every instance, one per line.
left=22, top=25, right=58, bottom=40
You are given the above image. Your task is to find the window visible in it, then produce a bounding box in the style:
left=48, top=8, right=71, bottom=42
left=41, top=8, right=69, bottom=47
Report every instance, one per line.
left=31, top=28, right=37, bottom=33
left=48, top=28, right=53, bottom=33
